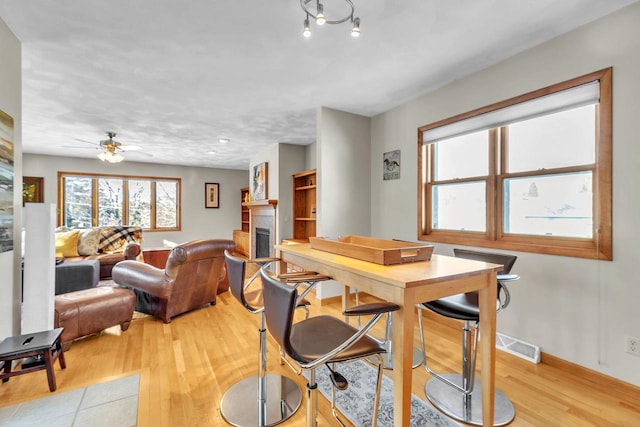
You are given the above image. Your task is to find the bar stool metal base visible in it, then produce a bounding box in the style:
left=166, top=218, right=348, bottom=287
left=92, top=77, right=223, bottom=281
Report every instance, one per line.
left=220, top=374, right=302, bottom=427
left=425, top=373, right=515, bottom=426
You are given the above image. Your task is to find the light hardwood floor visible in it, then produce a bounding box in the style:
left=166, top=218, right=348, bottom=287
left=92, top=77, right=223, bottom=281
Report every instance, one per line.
left=1, top=283, right=639, bottom=426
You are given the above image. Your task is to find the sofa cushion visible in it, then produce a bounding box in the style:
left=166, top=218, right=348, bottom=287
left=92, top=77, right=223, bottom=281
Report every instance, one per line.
left=55, top=230, right=80, bottom=258
left=98, top=226, right=142, bottom=253
left=77, top=228, right=100, bottom=256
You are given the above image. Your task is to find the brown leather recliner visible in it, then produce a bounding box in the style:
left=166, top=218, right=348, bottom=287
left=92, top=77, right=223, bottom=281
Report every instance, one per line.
left=111, top=239, right=235, bottom=323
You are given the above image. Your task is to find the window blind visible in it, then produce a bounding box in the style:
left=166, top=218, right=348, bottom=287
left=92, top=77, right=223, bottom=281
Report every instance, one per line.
left=422, top=81, right=600, bottom=144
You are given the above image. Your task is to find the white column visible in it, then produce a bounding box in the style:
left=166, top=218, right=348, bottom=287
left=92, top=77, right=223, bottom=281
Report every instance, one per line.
left=22, top=203, right=56, bottom=333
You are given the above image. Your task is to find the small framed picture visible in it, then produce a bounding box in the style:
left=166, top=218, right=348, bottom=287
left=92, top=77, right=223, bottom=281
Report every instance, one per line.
left=23, top=176, right=44, bottom=204
left=205, top=183, right=220, bottom=208
left=252, top=162, right=268, bottom=201
left=383, top=150, right=401, bottom=180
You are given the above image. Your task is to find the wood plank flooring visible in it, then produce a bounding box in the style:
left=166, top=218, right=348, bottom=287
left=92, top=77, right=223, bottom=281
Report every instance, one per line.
left=1, top=283, right=638, bottom=426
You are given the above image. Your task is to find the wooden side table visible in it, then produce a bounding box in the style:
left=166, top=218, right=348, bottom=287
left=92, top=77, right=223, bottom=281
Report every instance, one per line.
left=0, top=328, right=66, bottom=392
left=143, top=247, right=172, bottom=269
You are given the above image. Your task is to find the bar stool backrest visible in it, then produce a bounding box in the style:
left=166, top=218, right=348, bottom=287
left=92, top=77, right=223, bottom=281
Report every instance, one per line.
left=260, top=269, right=300, bottom=362
left=224, top=250, right=256, bottom=312
left=453, top=248, right=516, bottom=275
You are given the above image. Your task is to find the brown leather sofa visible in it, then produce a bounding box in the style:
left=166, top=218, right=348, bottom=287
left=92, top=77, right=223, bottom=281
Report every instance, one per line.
left=63, top=243, right=141, bottom=279
left=112, top=239, right=235, bottom=323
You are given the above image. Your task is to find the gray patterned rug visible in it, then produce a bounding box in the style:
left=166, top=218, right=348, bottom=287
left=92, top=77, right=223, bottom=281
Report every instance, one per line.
left=311, top=360, right=461, bottom=427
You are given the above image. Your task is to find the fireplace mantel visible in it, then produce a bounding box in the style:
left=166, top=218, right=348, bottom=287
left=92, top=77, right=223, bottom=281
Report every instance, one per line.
left=243, top=199, right=278, bottom=209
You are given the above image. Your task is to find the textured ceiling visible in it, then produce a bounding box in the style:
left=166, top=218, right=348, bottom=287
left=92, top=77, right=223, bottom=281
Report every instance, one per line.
left=0, top=0, right=635, bottom=170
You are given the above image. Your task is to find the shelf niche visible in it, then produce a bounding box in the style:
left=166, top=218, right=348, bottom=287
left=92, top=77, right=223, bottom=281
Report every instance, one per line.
left=292, top=169, right=316, bottom=242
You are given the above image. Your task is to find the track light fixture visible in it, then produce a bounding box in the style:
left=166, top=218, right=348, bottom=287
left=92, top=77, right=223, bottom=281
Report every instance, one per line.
left=303, top=15, right=311, bottom=38
left=300, top=0, right=360, bottom=38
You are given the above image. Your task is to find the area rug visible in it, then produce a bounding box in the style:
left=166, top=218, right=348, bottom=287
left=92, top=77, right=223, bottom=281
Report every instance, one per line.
left=311, top=360, right=461, bottom=427
left=0, top=374, right=139, bottom=427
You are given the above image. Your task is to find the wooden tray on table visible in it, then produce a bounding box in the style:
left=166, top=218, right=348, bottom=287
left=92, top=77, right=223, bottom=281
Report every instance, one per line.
left=309, top=235, right=434, bottom=265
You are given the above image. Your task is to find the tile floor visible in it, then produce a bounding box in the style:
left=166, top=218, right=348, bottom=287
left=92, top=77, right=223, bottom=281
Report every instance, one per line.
left=0, top=374, right=139, bottom=427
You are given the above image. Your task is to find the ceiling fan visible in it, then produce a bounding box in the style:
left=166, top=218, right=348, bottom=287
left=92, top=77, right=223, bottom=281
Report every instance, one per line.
left=65, top=131, right=147, bottom=163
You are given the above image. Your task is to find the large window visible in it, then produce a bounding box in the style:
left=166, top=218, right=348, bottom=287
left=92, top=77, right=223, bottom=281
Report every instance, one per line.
left=58, top=172, right=181, bottom=231
left=418, top=68, right=612, bottom=260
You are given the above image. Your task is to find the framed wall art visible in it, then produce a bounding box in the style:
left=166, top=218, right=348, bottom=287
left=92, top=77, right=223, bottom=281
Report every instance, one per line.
left=383, top=149, right=401, bottom=180
left=0, top=109, right=14, bottom=253
left=205, top=182, right=220, bottom=208
left=23, top=176, right=44, bottom=204
left=252, top=162, right=268, bottom=201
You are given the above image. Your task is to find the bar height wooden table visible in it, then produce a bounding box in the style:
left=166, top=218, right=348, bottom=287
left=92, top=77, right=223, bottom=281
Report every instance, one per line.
left=0, top=328, right=66, bottom=392
left=276, top=242, right=500, bottom=427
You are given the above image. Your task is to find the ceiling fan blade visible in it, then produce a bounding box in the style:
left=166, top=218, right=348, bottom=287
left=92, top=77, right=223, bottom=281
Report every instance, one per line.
left=62, top=145, right=99, bottom=150
left=74, top=138, right=98, bottom=145
left=120, top=144, right=142, bottom=151
left=125, top=150, right=153, bottom=157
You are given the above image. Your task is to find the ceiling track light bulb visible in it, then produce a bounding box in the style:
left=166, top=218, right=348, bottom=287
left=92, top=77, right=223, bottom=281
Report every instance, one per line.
left=351, top=17, right=360, bottom=37
left=316, top=2, right=326, bottom=25
left=303, top=16, right=311, bottom=37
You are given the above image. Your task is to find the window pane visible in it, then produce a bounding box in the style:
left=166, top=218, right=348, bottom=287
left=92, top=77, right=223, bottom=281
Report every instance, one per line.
left=432, top=181, right=486, bottom=231
left=503, top=172, right=592, bottom=238
left=507, top=105, right=596, bottom=173
left=434, top=130, right=488, bottom=180
left=156, top=181, right=177, bottom=228
left=98, top=178, right=123, bottom=226
left=128, top=180, right=151, bottom=228
left=64, top=177, right=92, bottom=228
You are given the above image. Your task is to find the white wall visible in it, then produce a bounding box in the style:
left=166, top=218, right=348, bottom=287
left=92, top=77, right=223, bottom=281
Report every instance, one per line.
left=317, top=107, right=371, bottom=238
left=305, top=142, right=316, bottom=171
left=277, top=144, right=306, bottom=241
left=23, top=154, right=248, bottom=248
left=0, top=16, right=21, bottom=339
left=371, top=3, right=640, bottom=386
left=315, top=107, right=371, bottom=298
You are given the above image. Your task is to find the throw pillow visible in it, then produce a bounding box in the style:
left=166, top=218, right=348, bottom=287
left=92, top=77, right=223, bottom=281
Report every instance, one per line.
left=55, top=230, right=80, bottom=258
left=98, top=226, right=142, bottom=253
left=77, top=228, right=100, bottom=256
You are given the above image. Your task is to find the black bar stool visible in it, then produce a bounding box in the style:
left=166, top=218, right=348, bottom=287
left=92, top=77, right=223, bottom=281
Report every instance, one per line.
left=260, top=268, right=399, bottom=427
left=417, top=248, right=520, bottom=426
left=220, top=251, right=328, bottom=426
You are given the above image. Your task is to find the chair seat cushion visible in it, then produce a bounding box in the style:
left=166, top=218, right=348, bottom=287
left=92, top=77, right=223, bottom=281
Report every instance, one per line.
left=290, top=315, right=386, bottom=364
left=422, top=292, right=500, bottom=321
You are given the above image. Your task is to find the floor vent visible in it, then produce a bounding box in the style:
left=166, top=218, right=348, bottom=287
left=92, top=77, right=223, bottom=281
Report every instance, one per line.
left=496, top=332, right=541, bottom=364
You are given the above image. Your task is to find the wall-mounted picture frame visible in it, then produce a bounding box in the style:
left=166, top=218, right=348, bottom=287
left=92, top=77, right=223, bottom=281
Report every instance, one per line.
left=252, top=162, right=268, bottom=201
left=0, top=109, right=14, bottom=253
left=23, top=176, right=44, bottom=204
left=383, top=149, right=401, bottom=180
left=205, top=182, right=220, bottom=208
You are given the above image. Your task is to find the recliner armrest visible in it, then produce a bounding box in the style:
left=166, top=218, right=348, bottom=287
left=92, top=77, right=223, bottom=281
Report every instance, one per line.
left=112, top=260, right=172, bottom=299
left=343, top=302, right=400, bottom=316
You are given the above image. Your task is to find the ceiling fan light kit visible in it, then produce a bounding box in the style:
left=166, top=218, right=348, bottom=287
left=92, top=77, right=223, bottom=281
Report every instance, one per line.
left=300, top=0, right=361, bottom=38
left=97, top=131, right=125, bottom=163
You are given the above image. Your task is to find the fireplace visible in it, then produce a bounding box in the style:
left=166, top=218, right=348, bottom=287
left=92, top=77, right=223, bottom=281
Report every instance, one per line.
left=255, top=227, right=270, bottom=258
left=245, top=199, right=277, bottom=258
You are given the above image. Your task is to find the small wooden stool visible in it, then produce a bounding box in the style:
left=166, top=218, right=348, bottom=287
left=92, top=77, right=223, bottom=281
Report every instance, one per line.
left=0, top=328, right=66, bottom=392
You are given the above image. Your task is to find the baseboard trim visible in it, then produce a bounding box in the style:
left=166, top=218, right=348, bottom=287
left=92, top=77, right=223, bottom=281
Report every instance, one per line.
left=408, top=303, right=640, bottom=394
left=540, top=352, right=640, bottom=396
